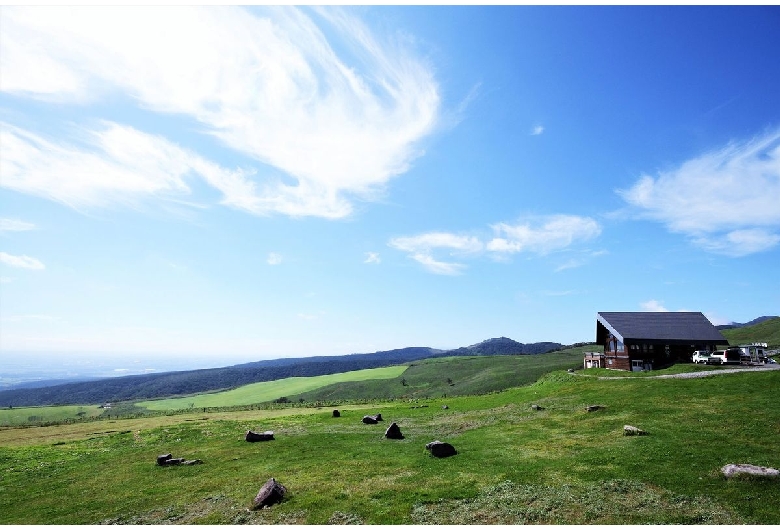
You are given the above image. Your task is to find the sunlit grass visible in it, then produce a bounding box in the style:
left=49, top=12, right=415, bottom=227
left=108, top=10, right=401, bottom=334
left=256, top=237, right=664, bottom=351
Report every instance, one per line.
left=136, top=366, right=408, bottom=410
left=1, top=369, right=779, bottom=524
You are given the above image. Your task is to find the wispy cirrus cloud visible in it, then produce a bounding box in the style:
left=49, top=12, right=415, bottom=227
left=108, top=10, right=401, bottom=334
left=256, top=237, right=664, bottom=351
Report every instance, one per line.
left=0, top=251, right=45, bottom=270
left=388, top=232, right=482, bottom=275
left=640, top=299, right=669, bottom=312
left=364, top=252, right=381, bottom=264
left=0, top=218, right=36, bottom=231
left=0, top=6, right=441, bottom=219
left=617, top=128, right=780, bottom=256
left=267, top=252, right=283, bottom=265
left=531, top=125, right=544, bottom=136
left=389, top=215, right=601, bottom=275
left=487, top=215, right=602, bottom=255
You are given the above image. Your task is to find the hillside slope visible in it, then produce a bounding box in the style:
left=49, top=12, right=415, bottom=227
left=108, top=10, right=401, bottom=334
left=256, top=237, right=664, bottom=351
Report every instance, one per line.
left=0, top=340, right=563, bottom=407
left=721, top=316, right=780, bottom=348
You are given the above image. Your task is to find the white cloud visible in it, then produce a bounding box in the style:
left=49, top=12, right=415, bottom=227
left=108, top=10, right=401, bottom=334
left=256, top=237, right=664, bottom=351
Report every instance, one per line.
left=0, top=252, right=45, bottom=270
left=0, top=218, right=36, bottom=231
left=267, top=252, right=283, bottom=265
left=617, top=128, right=780, bottom=256
left=390, top=216, right=601, bottom=275
left=640, top=300, right=669, bottom=312
left=388, top=232, right=482, bottom=275
left=554, top=249, right=608, bottom=272
left=487, top=215, right=601, bottom=255
left=364, top=252, right=381, bottom=264
left=0, top=6, right=440, bottom=219
left=531, top=125, right=544, bottom=136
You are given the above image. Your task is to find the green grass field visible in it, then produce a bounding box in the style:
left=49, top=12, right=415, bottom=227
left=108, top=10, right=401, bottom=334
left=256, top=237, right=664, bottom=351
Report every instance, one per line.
left=722, top=317, right=780, bottom=349
left=136, top=366, right=408, bottom=411
left=1, top=365, right=778, bottom=524
left=0, top=404, right=104, bottom=427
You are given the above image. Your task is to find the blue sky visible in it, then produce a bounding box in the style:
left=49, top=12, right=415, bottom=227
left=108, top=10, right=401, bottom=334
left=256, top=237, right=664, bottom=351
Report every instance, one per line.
left=1, top=5, right=779, bottom=370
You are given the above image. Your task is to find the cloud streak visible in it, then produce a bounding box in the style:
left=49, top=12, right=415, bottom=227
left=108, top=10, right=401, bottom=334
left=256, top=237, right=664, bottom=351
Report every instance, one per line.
left=389, top=215, right=601, bottom=274
left=617, top=128, right=780, bottom=256
left=0, top=252, right=45, bottom=270
left=0, top=6, right=441, bottom=219
left=0, top=219, right=36, bottom=231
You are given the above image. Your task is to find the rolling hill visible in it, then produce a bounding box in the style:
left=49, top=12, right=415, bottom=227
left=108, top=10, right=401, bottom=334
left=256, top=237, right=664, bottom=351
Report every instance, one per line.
left=720, top=316, right=780, bottom=349
left=0, top=339, right=563, bottom=407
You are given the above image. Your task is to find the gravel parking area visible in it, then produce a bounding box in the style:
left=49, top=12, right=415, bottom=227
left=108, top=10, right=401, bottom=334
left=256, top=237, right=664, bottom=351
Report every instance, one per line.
left=579, top=364, right=780, bottom=380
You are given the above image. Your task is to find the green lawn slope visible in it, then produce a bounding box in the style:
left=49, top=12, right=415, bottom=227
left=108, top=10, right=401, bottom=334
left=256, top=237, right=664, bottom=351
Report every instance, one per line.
left=1, top=366, right=778, bottom=524
left=291, top=346, right=589, bottom=402
left=136, top=366, right=407, bottom=411
left=722, top=317, right=780, bottom=349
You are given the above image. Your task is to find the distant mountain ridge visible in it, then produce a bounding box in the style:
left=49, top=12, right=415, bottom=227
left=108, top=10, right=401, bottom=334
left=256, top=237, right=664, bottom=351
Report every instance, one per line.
left=716, top=315, right=778, bottom=331
left=0, top=339, right=563, bottom=407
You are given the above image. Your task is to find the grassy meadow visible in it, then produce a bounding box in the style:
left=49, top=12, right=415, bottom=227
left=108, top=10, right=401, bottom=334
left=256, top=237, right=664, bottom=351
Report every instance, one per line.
left=136, top=366, right=408, bottom=411
left=0, top=404, right=105, bottom=427
left=1, top=365, right=779, bottom=524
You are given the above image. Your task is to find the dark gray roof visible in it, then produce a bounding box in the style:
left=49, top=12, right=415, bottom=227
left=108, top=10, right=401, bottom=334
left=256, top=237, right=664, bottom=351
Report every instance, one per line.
left=597, top=312, right=726, bottom=344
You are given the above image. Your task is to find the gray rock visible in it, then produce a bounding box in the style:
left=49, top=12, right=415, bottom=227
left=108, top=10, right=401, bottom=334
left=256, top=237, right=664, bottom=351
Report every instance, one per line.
left=252, top=477, right=287, bottom=509
left=158, top=456, right=186, bottom=466
left=425, top=440, right=456, bottom=458
left=531, top=404, right=543, bottom=411
left=623, top=425, right=647, bottom=436
left=385, top=422, right=404, bottom=439
left=362, top=415, right=378, bottom=424
left=586, top=405, right=605, bottom=412
left=246, top=430, right=275, bottom=442
left=721, top=463, right=780, bottom=479
left=157, top=453, right=173, bottom=466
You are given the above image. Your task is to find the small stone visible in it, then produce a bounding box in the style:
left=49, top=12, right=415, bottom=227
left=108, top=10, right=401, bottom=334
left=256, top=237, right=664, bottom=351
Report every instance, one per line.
left=385, top=422, right=404, bottom=439
left=721, top=463, right=780, bottom=479
left=442, top=405, right=448, bottom=410
left=252, top=478, right=287, bottom=510
left=332, top=409, right=340, bottom=418
left=531, top=404, right=543, bottom=411
left=623, top=425, right=647, bottom=436
left=362, top=415, right=378, bottom=424
left=245, top=430, right=275, bottom=442
left=586, top=405, right=605, bottom=412
left=425, top=440, right=456, bottom=458
left=156, top=453, right=173, bottom=466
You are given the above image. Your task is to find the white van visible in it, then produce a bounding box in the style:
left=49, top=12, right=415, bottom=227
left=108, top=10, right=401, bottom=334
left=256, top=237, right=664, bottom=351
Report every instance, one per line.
left=692, top=351, right=711, bottom=364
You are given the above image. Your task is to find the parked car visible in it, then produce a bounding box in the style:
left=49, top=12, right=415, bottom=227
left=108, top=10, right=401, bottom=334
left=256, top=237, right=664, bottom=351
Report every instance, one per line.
left=710, top=347, right=742, bottom=365
left=692, top=351, right=711, bottom=364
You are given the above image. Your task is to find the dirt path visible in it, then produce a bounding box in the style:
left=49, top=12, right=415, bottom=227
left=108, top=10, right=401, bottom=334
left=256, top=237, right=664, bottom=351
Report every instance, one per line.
left=575, top=364, right=780, bottom=380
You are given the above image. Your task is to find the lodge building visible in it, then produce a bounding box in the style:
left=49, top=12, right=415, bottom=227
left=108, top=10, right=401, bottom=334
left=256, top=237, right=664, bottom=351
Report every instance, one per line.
left=584, top=311, right=727, bottom=371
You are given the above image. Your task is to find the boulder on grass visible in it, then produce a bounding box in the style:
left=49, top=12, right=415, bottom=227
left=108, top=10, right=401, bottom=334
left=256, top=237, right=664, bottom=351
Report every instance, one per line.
left=425, top=440, right=456, bottom=458
left=332, top=409, right=340, bottom=418
left=157, top=454, right=197, bottom=466
left=721, top=464, right=780, bottom=479
left=246, top=430, right=275, bottom=442
left=586, top=405, right=605, bottom=412
left=362, top=415, right=378, bottom=425
left=252, top=477, right=287, bottom=510
left=385, top=422, right=404, bottom=440
left=623, top=425, right=647, bottom=436
left=531, top=404, right=544, bottom=411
